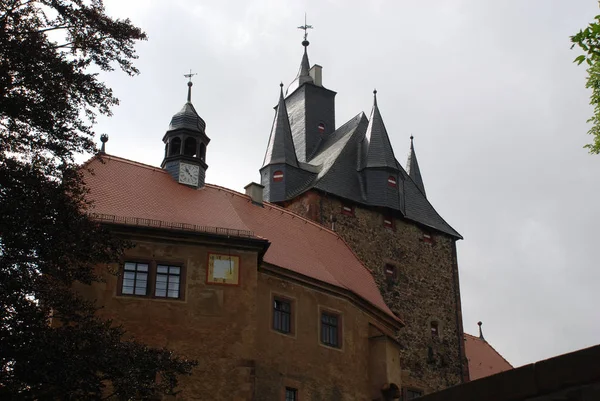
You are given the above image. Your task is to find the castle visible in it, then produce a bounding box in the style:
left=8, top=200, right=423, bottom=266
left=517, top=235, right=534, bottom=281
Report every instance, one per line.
left=81, top=33, right=511, bottom=400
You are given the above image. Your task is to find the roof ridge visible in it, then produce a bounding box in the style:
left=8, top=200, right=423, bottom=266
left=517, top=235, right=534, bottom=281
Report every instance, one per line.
left=85, top=153, right=169, bottom=173
left=464, top=332, right=513, bottom=368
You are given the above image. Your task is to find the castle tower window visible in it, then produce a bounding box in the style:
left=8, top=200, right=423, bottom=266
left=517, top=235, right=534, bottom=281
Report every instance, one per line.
left=199, top=143, right=206, bottom=161
left=121, top=262, right=148, bottom=296
left=423, top=232, right=434, bottom=244
left=320, top=311, right=341, bottom=348
left=273, top=170, right=284, bottom=182
left=431, top=321, right=439, bottom=338
left=384, top=264, right=397, bottom=281
left=341, top=203, right=354, bottom=216
left=387, top=175, right=397, bottom=188
left=169, top=137, right=181, bottom=156
left=318, top=122, right=326, bottom=134
left=383, top=213, right=395, bottom=230
left=183, top=137, right=197, bottom=157
left=155, top=265, right=181, bottom=299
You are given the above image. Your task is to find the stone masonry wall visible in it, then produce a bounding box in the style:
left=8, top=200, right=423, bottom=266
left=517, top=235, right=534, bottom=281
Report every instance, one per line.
left=283, top=190, right=468, bottom=394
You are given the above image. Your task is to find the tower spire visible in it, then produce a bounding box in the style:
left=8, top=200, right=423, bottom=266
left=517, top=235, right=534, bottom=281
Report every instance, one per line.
left=287, top=15, right=314, bottom=94
left=362, top=89, right=398, bottom=170
left=184, top=69, right=197, bottom=103
left=406, top=135, right=427, bottom=197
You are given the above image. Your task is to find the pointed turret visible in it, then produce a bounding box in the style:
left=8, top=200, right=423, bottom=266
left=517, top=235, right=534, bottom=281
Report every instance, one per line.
left=406, top=135, right=426, bottom=197
left=363, top=90, right=398, bottom=170
left=263, top=84, right=298, bottom=168
left=161, top=75, right=210, bottom=188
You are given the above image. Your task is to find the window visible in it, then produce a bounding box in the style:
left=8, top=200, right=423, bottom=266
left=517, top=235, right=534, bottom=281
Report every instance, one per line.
left=383, top=214, right=395, bottom=230
left=423, top=232, right=434, bottom=244
left=321, top=312, right=340, bottom=348
left=285, top=388, right=298, bottom=401
left=431, top=321, right=439, bottom=338
left=273, top=298, right=292, bottom=334
left=384, top=264, right=397, bottom=280
left=388, top=175, right=397, bottom=188
left=183, top=137, right=197, bottom=157
left=317, top=122, right=326, bottom=134
left=403, top=388, right=423, bottom=400
left=122, top=262, right=149, bottom=296
left=119, top=261, right=185, bottom=300
left=199, top=143, right=206, bottom=161
left=155, top=265, right=181, bottom=298
left=273, top=170, right=284, bottom=182
left=341, top=203, right=354, bottom=216
left=169, top=137, right=181, bottom=156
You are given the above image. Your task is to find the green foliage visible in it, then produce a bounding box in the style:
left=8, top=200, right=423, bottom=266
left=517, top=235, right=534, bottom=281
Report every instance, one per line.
left=0, top=1, right=197, bottom=399
left=571, top=13, right=600, bottom=154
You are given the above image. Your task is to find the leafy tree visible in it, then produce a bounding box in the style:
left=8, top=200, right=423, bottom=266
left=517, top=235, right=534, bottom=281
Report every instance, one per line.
left=0, top=1, right=196, bottom=399
left=572, top=13, right=600, bottom=154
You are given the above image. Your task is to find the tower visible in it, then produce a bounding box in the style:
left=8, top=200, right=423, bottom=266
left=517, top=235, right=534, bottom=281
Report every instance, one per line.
left=161, top=74, right=210, bottom=188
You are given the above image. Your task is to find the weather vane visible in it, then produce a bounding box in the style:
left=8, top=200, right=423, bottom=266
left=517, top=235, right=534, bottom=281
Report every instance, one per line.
left=297, top=13, right=313, bottom=43
left=184, top=69, right=197, bottom=83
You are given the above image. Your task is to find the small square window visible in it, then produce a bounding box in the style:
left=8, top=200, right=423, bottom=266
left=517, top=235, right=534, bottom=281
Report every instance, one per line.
left=155, top=264, right=181, bottom=299
left=273, top=170, right=284, bottom=182
left=321, top=312, right=341, bottom=348
left=285, top=387, right=298, bottom=401
left=273, top=298, right=292, bottom=334
left=122, top=262, right=149, bottom=296
left=423, top=233, right=434, bottom=244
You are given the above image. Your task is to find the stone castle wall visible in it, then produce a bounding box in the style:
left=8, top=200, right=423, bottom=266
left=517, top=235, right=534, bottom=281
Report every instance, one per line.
left=283, top=190, right=468, bottom=394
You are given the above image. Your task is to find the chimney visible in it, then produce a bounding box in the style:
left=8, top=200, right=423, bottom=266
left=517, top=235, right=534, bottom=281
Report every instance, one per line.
left=244, top=182, right=264, bottom=205
left=309, top=65, right=322, bottom=87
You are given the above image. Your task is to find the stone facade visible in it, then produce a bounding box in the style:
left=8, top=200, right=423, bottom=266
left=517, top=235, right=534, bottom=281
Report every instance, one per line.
left=282, top=190, right=469, bottom=395
left=83, top=228, right=403, bottom=400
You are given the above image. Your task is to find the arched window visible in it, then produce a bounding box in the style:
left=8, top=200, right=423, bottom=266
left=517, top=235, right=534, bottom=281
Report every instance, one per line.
left=199, top=143, right=206, bottom=161
left=164, top=142, right=168, bottom=158
left=169, top=137, right=181, bottom=156
left=273, top=170, right=284, bottom=182
left=388, top=175, right=397, bottom=188
left=183, top=137, right=197, bottom=157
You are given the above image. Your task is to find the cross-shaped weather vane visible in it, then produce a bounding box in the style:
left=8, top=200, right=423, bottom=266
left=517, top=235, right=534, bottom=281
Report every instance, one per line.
left=298, top=13, right=313, bottom=45
left=184, top=69, right=197, bottom=102
left=184, top=69, right=197, bottom=83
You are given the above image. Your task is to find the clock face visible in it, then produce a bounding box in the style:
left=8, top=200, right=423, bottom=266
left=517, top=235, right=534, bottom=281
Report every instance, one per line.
left=179, top=162, right=200, bottom=186
left=207, top=253, right=240, bottom=285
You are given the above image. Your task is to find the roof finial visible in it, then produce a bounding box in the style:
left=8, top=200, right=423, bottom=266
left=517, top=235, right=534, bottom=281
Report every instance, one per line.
left=478, top=321, right=485, bottom=341
left=373, top=89, right=378, bottom=106
left=410, top=134, right=414, bottom=148
left=298, top=13, right=313, bottom=47
left=184, top=69, right=197, bottom=102
left=100, top=134, right=108, bottom=153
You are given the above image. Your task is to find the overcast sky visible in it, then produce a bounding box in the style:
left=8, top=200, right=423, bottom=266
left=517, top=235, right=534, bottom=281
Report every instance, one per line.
left=94, top=0, right=600, bottom=368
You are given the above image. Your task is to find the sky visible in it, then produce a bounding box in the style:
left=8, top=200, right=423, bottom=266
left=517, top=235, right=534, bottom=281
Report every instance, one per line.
left=94, top=0, right=600, bottom=368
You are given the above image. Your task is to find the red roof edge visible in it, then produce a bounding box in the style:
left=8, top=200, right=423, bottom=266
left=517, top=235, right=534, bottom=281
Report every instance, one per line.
left=464, top=333, right=514, bottom=368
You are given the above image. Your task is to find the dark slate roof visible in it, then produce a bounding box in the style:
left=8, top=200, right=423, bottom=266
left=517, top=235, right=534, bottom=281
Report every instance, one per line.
left=362, top=91, right=398, bottom=170
left=286, top=47, right=314, bottom=96
left=406, top=136, right=426, bottom=197
left=262, top=85, right=298, bottom=167
left=270, top=96, right=461, bottom=239
left=168, top=102, right=206, bottom=133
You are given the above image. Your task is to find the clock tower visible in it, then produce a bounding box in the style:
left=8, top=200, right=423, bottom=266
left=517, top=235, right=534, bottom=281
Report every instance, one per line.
left=161, top=75, right=210, bottom=188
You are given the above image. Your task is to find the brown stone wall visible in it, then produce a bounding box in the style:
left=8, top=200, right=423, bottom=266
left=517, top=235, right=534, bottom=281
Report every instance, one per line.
left=83, top=237, right=260, bottom=400
left=284, top=190, right=467, bottom=394
left=254, top=272, right=402, bottom=401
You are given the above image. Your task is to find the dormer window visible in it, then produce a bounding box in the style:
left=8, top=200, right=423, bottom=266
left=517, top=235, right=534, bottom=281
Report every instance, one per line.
left=388, top=175, right=397, bottom=188
left=273, top=170, right=284, bottom=182
left=341, top=203, right=354, bottom=216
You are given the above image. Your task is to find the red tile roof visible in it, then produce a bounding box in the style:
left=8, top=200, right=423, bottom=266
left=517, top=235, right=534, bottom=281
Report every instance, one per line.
left=83, top=155, right=400, bottom=326
left=464, top=333, right=513, bottom=381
